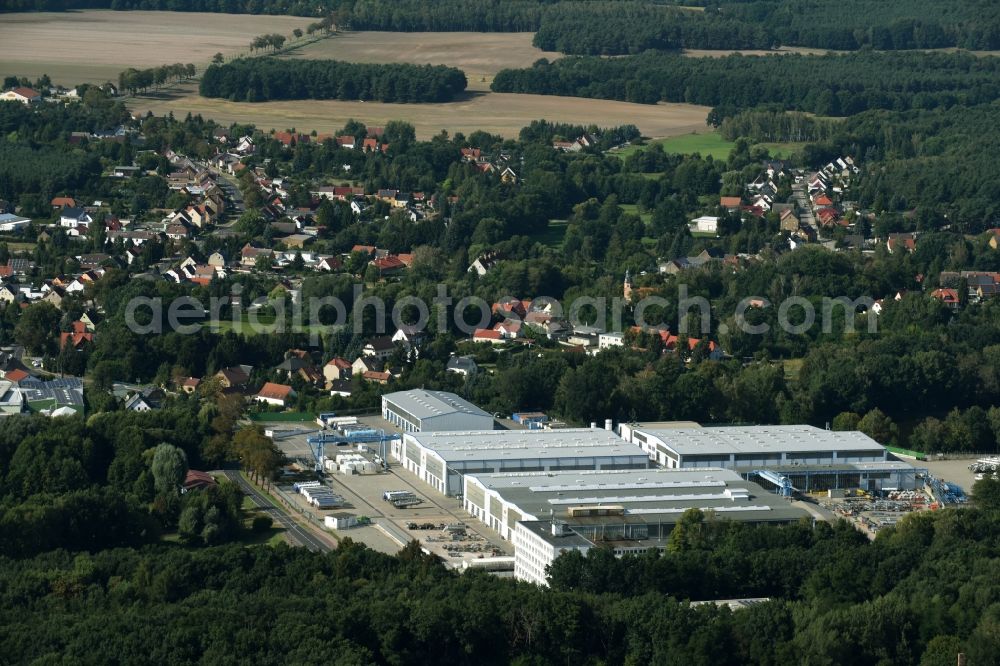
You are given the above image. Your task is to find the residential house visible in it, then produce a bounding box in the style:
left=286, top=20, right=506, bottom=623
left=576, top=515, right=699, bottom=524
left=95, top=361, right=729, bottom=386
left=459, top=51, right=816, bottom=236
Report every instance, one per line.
left=361, top=336, right=396, bottom=360
left=886, top=233, right=917, bottom=254
left=112, top=165, right=141, bottom=178
left=494, top=319, right=522, bottom=339
left=446, top=355, right=478, bottom=377
left=473, top=328, right=505, bottom=345
left=241, top=244, right=274, bottom=267
left=690, top=215, right=719, bottom=234
left=256, top=382, right=295, bottom=408
left=50, top=196, right=76, bottom=209
left=215, top=365, right=251, bottom=389
left=316, top=255, right=342, bottom=272
left=1, top=87, right=41, bottom=104
left=720, top=197, right=742, bottom=212
left=183, top=470, right=217, bottom=492
left=59, top=207, right=93, bottom=229
left=598, top=332, right=625, bottom=350
left=362, top=370, right=390, bottom=385
left=351, top=356, right=380, bottom=376
left=0, top=284, right=20, bottom=306
left=181, top=377, right=201, bottom=394
left=931, top=288, right=961, bottom=309
left=468, top=250, right=502, bottom=276
left=166, top=223, right=190, bottom=240
left=124, top=392, right=155, bottom=412
left=779, top=209, right=800, bottom=233
left=392, top=325, right=424, bottom=350
left=492, top=297, right=531, bottom=320
left=322, top=377, right=351, bottom=398
left=323, top=357, right=352, bottom=386
left=42, top=288, right=64, bottom=309
left=235, top=136, right=255, bottom=155
left=275, top=350, right=322, bottom=385
left=60, top=321, right=94, bottom=349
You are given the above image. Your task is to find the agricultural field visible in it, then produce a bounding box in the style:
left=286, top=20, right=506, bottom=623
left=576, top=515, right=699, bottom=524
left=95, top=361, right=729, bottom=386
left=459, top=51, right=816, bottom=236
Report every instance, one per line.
left=0, top=10, right=312, bottom=85
left=282, top=31, right=564, bottom=92
left=133, top=83, right=713, bottom=140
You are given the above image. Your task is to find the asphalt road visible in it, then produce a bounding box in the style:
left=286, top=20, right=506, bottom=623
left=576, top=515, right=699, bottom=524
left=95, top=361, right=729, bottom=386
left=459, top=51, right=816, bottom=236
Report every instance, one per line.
left=223, top=470, right=333, bottom=552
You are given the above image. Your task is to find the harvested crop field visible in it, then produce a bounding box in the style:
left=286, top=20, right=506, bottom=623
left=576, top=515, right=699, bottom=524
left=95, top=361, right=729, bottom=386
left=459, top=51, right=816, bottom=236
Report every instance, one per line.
left=0, top=10, right=312, bottom=85
left=133, top=84, right=712, bottom=140
left=282, top=31, right=563, bottom=91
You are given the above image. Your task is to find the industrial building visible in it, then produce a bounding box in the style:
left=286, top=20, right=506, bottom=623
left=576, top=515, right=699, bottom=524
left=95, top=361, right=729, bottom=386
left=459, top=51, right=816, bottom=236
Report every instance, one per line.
left=617, top=423, right=923, bottom=492
left=619, top=424, right=888, bottom=469
left=491, top=468, right=807, bottom=586
left=381, top=389, right=494, bottom=432
left=465, top=467, right=806, bottom=542
left=390, top=428, right=651, bottom=496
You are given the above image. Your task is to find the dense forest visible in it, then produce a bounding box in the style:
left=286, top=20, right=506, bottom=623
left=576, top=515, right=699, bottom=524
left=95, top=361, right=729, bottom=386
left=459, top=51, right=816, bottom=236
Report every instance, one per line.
left=1, top=489, right=1000, bottom=663
left=199, top=58, right=467, bottom=103
left=491, top=51, right=1000, bottom=115
left=4, top=0, right=1000, bottom=51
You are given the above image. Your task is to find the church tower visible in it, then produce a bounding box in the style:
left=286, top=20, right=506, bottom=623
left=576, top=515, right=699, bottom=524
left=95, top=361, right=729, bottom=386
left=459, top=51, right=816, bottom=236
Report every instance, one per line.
left=623, top=269, right=633, bottom=302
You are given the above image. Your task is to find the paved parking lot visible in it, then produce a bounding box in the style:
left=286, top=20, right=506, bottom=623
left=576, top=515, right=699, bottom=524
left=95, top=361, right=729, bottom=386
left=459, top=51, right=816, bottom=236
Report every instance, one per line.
left=263, top=417, right=512, bottom=565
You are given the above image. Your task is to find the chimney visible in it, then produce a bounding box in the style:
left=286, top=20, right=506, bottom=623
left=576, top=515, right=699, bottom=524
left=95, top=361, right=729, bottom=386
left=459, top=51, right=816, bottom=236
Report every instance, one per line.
left=590, top=422, right=597, bottom=429
left=604, top=418, right=613, bottom=431
left=551, top=520, right=566, bottom=537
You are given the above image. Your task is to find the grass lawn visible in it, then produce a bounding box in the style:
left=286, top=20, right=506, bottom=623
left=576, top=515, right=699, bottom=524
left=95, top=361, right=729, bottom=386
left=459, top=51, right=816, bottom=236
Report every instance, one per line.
left=0, top=241, right=36, bottom=252
left=782, top=358, right=804, bottom=382
left=619, top=203, right=652, bottom=224
left=535, top=219, right=569, bottom=249
left=248, top=412, right=316, bottom=422
left=758, top=141, right=808, bottom=158
left=610, top=132, right=807, bottom=164
left=657, top=132, right=736, bottom=160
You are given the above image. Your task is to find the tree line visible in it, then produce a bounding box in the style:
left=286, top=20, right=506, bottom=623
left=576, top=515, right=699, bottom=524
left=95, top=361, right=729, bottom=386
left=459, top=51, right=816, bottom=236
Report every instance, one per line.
left=117, top=63, right=195, bottom=96
left=199, top=58, right=467, bottom=103
left=719, top=108, right=842, bottom=143
left=491, top=51, right=1000, bottom=116
left=5, top=0, right=1000, bottom=52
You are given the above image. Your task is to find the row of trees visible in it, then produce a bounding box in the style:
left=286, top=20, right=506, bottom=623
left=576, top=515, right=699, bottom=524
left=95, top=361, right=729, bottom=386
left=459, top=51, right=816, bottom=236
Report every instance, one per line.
left=199, top=58, right=467, bottom=103
left=248, top=33, right=286, bottom=53
left=492, top=50, right=1000, bottom=115
left=117, top=63, right=195, bottom=96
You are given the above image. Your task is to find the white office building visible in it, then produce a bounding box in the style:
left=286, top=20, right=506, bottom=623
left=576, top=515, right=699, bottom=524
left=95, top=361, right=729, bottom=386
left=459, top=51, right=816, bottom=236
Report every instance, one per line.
left=381, top=389, right=494, bottom=433
left=513, top=520, right=593, bottom=586
left=391, top=428, right=650, bottom=496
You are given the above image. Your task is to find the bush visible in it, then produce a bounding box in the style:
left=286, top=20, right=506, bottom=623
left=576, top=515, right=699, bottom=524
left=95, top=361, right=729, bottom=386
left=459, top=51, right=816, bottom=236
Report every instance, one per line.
left=251, top=514, right=274, bottom=532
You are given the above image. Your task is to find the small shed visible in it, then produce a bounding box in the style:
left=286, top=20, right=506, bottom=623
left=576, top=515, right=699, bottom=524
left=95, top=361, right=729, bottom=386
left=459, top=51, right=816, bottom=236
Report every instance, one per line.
left=324, top=513, right=358, bottom=530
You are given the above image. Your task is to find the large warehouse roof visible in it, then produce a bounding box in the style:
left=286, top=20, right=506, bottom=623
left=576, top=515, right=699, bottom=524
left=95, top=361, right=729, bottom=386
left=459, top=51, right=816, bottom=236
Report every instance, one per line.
left=383, top=389, right=491, bottom=420
left=632, top=425, right=885, bottom=455
left=407, top=428, right=645, bottom=462
left=467, top=468, right=806, bottom=523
